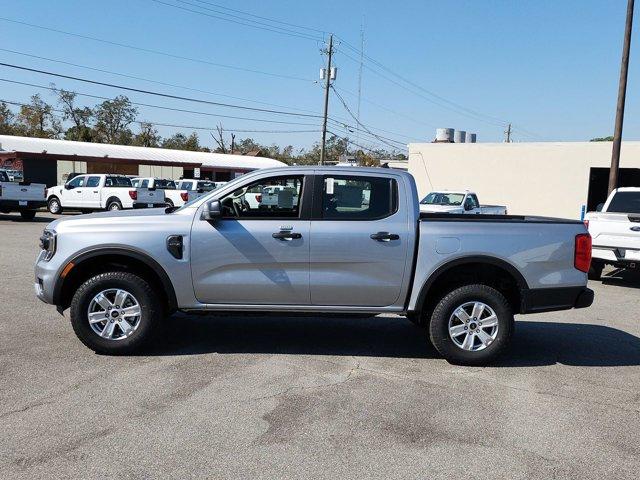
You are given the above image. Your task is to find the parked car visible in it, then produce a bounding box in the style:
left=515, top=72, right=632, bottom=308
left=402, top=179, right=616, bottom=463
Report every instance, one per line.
left=420, top=190, right=507, bottom=215
left=584, top=187, right=640, bottom=279
left=0, top=169, right=47, bottom=220
left=176, top=179, right=226, bottom=202
left=46, top=174, right=137, bottom=214
left=34, top=167, right=593, bottom=365
left=132, top=177, right=189, bottom=208
left=5, top=169, right=24, bottom=182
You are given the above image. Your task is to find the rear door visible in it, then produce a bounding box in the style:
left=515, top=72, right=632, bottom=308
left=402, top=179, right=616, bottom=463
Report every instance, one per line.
left=309, top=173, right=411, bottom=307
left=191, top=173, right=311, bottom=305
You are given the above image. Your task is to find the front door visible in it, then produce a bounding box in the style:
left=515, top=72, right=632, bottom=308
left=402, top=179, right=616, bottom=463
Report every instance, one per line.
left=191, top=174, right=311, bottom=305
left=63, top=175, right=86, bottom=208
left=310, top=174, right=410, bottom=307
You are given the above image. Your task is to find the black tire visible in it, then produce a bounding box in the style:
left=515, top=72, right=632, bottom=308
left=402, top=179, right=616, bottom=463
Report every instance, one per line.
left=47, top=196, right=62, bottom=214
left=19, top=210, right=37, bottom=220
left=588, top=260, right=604, bottom=281
left=165, top=199, right=174, bottom=208
left=107, top=200, right=122, bottom=211
left=69, top=271, right=164, bottom=354
left=429, top=284, right=514, bottom=366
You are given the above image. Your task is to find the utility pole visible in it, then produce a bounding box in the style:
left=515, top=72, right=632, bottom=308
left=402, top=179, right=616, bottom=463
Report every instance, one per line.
left=320, top=34, right=334, bottom=165
left=504, top=123, right=512, bottom=143
left=609, top=0, right=635, bottom=194
left=356, top=20, right=364, bottom=144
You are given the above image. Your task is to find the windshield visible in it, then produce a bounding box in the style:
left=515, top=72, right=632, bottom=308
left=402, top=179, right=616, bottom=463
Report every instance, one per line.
left=608, top=191, right=640, bottom=214
left=420, top=192, right=465, bottom=206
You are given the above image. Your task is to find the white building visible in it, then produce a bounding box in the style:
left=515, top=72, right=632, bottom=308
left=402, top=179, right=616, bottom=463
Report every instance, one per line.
left=408, top=141, right=640, bottom=219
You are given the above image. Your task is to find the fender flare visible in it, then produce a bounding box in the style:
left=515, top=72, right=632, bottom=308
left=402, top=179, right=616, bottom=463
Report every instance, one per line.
left=413, top=255, right=529, bottom=312
left=53, top=247, right=178, bottom=311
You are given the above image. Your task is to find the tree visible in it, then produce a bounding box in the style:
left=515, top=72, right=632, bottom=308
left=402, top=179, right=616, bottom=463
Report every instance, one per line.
left=93, top=95, right=137, bottom=144
left=133, top=122, right=162, bottom=147
left=0, top=102, right=16, bottom=135
left=15, top=94, right=61, bottom=138
left=162, top=132, right=201, bottom=151
left=57, top=89, right=94, bottom=142
left=590, top=136, right=614, bottom=142
left=211, top=124, right=228, bottom=153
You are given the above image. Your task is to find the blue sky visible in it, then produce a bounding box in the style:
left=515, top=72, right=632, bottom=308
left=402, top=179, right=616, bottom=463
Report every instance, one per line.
left=0, top=0, right=637, bottom=151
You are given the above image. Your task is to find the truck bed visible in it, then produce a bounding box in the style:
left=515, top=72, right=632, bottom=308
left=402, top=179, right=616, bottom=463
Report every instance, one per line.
left=419, top=212, right=583, bottom=224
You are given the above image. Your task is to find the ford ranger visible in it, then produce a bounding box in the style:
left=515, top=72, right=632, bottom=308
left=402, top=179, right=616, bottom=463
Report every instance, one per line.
left=34, top=167, right=593, bottom=365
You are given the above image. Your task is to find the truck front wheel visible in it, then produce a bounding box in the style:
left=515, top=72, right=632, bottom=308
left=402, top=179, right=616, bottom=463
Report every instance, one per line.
left=429, top=284, right=514, bottom=366
left=48, top=197, right=62, bottom=214
left=69, top=271, right=164, bottom=354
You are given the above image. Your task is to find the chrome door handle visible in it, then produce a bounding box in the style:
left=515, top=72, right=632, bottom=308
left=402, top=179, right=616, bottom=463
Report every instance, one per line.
left=272, top=231, right=302, bottom=240
left=370, top=231, right=399, bottom=241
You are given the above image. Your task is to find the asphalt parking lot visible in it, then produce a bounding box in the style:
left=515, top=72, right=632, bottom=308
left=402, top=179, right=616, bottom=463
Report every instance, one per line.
left=1, top=212, right=639, bottom=480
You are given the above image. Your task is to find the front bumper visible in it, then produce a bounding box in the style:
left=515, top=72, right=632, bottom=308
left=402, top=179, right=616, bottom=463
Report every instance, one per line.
left=34, top=250, right=59, bottom=305
left=521, top=286, right=594, bottom=314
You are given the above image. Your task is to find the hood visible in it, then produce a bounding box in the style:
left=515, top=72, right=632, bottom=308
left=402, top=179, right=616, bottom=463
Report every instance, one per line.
left=46, top=207, right=193, bottom=232
left=419, top=204, right=464, bottom=214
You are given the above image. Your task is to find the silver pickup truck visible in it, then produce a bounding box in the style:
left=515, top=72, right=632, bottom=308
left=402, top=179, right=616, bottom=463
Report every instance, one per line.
left=34, top=167, right=593, bottom=365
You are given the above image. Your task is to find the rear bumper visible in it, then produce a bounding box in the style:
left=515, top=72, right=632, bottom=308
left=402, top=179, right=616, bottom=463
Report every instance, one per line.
left=0, top=200, right=46, bottom=211
left=521, top=286, right=594, bottom=314
left=592, top=246, right=640, bottom=269
left=133, top=202, right=167, bottom=209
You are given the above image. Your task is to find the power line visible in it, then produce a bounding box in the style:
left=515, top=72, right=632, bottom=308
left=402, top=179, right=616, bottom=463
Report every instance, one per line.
left=0, top=48, right=320, bottom=115
left=326, top=129, right=391, bottom=156
left=0, top=62, right=322, bottom=118
left=0, top=17, right=312, bottom=82
left=330, top=86, right=407, bottom=149
left=0, top=78, right=322, bottom=126
left=151, top=0, right=321, bottom=42
left=187, top=0, right=327, bottom=34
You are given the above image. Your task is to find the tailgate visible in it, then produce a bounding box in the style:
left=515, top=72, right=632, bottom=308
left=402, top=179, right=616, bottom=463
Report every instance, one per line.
left=589, top=213, right=640, bottom=249
left=0, top=182, right=46, bottom=201
left=135, top=188, right=165, bottom=204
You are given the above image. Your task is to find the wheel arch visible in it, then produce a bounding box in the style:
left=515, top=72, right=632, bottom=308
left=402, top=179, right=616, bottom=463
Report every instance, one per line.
left=105, top=196, right=122, bottom=208
left=53, top=247, right=177, bottom=313
left=413, top=255, right=529, bottom=317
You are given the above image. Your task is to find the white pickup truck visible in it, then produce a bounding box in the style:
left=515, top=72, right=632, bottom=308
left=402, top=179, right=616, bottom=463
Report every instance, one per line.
left=420, top=190, right=507, bottom=215
left=47, top=174, right=139, bottom=214
left=584, top=187, right=640, bottom=279
left=0, top=169, right=47, bottom=220
left=176, top=179, right=226, bottom=202
left=132, top=178, right=188, bottom=208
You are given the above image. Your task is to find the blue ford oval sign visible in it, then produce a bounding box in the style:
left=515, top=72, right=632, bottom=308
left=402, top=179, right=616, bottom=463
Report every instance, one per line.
left=631, top=226, right=640, bottom=232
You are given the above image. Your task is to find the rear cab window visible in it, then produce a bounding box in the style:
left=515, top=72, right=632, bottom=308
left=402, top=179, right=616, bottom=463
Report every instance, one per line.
left=105, top=176, right=132, bottom=187
left=608, top=191, right=640, bottom=214
left=321, top=175, right=398, bottom=220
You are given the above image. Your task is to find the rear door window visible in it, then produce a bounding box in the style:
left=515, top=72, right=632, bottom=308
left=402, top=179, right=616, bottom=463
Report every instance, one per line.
left=86, top=176, right=101, bottom=188
left=321, top=176, right=397, bottom=220
left=608, top=192, right=640, bottom=214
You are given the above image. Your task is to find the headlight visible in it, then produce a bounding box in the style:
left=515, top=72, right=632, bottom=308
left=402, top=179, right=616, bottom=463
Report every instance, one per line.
left=39, top=229, right=57, bottom=261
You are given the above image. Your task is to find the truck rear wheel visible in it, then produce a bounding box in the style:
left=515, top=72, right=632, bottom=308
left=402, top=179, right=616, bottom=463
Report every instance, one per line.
left=69, top=271, right=163, bottom=354
left=19, top=210, right=37, bottom=220
left=107, top=200, right=122, bottom=211
left=429, top=284, right=513, bottom=366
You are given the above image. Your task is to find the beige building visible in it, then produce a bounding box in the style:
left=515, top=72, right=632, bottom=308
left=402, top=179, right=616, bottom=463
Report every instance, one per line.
left=408, top=141, right=640, bottom=219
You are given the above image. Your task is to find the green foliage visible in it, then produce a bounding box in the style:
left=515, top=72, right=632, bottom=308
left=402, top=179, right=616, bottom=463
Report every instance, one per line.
left=0, top=102, right=16, bottom=135
left=161, top=132, right=201, bottom=151
left=93, top=96, right=138, bottom=144
left=590, top=136, right=614, bottom=142
left=15, top=94, right=62, bottom=138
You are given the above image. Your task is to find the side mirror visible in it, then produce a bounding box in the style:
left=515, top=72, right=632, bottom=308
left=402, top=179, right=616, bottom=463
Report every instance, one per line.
left=596, top=203, right=604, bottom=212
left=202, top=200, right=222, bottom=220
left=64, top=184, right=74, bottom=190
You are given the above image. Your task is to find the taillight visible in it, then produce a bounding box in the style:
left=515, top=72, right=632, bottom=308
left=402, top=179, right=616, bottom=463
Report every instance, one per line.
left=256, top=194, right=262, bottom=203
left=129, top=190, right=137, bottom=200
left=574, top=233, right=592, bottom=273
left=180, top=192, right=189, bottom=201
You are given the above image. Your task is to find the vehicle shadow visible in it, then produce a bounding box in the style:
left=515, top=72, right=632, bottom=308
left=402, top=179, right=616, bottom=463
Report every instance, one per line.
left=150, top=314, right=640, bottom=367
left=601, top=268, right=640, bottom=289
left=0, top=213, right=57, bottom=223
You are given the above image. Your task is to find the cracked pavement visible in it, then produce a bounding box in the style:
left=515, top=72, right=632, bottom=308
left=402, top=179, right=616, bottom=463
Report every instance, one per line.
left=1, top=213, right=640, bottom=479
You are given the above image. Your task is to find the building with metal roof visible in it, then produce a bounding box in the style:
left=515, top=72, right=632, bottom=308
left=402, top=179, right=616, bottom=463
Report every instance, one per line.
left=0, top=135, right=286, bottom=186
